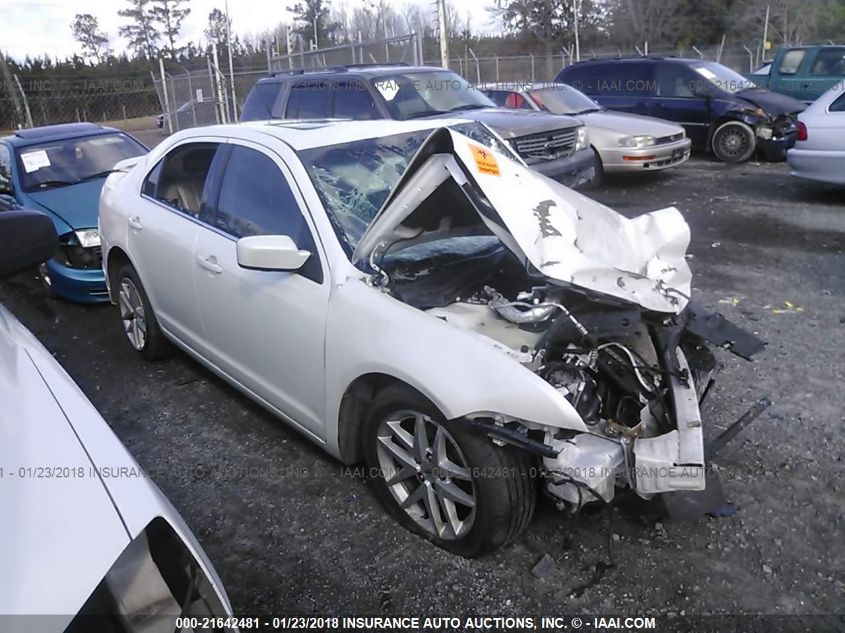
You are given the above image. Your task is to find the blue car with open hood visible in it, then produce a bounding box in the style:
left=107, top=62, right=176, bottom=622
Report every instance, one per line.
left=0, top=123, right=147, bottom=302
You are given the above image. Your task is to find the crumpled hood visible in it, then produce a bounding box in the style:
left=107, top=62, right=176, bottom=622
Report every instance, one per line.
left=26, top=178, right=106, bottom=231
left=353, top=128, right=692, bottom=314
left=735, top=89, right=805, bottom=116
left=430, top=107, right=582, bottom=138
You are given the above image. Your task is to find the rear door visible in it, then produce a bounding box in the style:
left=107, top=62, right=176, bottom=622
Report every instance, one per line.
left=651, top=62, right=712, bottom=147
left=130, top=139, right=224, bottom=347
left=192, top=140, right=330, bottom=438
left=577, top=61, right=656, bottom=116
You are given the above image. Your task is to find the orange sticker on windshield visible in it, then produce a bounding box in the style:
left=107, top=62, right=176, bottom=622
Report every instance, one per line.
left=470, top=144, right=500, bottom=176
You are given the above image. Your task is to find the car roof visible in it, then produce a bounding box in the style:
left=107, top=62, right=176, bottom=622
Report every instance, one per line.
left=565, top=56, right=705, bottom=66
left=167, top=118, right=474, bottom=152
left=257, top=64, right=449, bottom=83
left=2, top=122, right=121, bottom=147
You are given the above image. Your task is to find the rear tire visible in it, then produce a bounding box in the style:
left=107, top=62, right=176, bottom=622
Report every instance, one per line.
left=116, top=264, right=169, bottom=360
left=363, top=383, right=537, bottom=557
left=712, top=121, right=756, bottom=163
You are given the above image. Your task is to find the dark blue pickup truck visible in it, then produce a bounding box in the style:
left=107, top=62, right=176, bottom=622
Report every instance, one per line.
left=556, top=57, right=806, bottom=163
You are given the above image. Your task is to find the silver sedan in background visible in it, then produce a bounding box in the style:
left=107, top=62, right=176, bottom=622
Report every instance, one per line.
left=787, top=81, right=845, bottom=186
left=481, top=82, right=691, bottom=182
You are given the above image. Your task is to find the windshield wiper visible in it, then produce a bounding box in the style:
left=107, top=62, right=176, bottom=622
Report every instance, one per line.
left=447, top=104, right=487, bottom=112
left=34, top=179, right=76, bottom=189
left=78, top=169, right=116, bottom=182
left=575, top=107, right=602, bottom=114
left=404, top=110, right=449, bottom=119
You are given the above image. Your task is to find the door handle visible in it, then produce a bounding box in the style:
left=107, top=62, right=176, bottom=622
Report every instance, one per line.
left=197, top=255, right=223, bottom=274
left=128, top=216, right=142, bottom=230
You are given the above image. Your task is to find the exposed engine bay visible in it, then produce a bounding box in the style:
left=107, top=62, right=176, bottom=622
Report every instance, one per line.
left=353, top=126, right=766, bottom=512
left=373, top=232, right=763, bottom=511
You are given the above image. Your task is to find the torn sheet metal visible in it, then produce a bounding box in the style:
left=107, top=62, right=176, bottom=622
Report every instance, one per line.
left=353, top=127, right=692, bottom=314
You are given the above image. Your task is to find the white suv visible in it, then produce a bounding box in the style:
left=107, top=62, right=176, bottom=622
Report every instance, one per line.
left=99, top=119, right=764, bottom=557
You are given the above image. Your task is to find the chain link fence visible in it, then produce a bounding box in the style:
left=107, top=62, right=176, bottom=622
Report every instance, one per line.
left=1, top=73, right=159, bottom=132
left=0, top=38, right=794, bottom=134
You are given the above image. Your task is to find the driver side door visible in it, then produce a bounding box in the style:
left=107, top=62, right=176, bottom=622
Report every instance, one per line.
left=192, top=140, right=330, bottom=439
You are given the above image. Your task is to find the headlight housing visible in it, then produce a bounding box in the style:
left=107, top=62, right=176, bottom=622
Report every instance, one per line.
left=618, top=135, right=657, bottom=148
left=575, top=126, right=589, bottom=151
left=54, top=230, right=102, bottom=269
left=74, top=228, right=101, bottom=248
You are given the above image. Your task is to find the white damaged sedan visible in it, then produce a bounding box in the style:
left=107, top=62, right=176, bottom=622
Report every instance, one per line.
left=99, top=119, right=764, bottom=557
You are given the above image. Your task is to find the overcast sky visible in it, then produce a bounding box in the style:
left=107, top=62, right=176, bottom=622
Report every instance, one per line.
left=0, top=0, right=500, bottom=61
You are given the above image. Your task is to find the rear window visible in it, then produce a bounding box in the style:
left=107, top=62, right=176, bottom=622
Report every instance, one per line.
left=810, top=48, right=845, bottom=76
left=241, top=81, right=282, bottom=120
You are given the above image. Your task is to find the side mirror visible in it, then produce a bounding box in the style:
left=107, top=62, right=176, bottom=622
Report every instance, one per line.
left=0, top=210, right=58, bottom=280
left=236, top=234, right=311, bottom=271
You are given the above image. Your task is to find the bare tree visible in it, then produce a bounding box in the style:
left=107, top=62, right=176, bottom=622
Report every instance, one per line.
left=71, top=13, right=110, bottom=64
left=728, top=0, right=838, bottom=47
left=118, top=0, right=160, bottom=59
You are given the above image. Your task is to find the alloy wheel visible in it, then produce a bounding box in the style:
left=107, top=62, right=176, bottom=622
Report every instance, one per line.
left=376, top=410, right=477, bottom=540
left=119, top=278, right=147, bottom=351
left=717, top=127, right=751, bottom=161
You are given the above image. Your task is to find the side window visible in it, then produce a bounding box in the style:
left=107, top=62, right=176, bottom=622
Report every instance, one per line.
left=560, top=64, right=598, bottom=94
left=213, top=146, right=321, bottom=282
left=286, top=82, right=330, bottom=119
left=778, top=49, right=806, bottom=75
left=332, top=82, right=378, bottom=119
left=810, top=48, right=845, bottom=76
left=655, top=63, right=698, bottom=97
left=830, top=91, right=845, bottom=112
left=616, top=62, right=656, bottom=96
left=0, top=144, right=12, bottom=191
left=143, top=143, right=219, bottom=219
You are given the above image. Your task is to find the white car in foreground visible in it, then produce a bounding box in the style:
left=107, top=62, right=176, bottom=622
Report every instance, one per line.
left=99, top=119, right=765, bottom=557
left=788, top=81, right=845, bottom=185
left=0, top=210, right=235, bottom=631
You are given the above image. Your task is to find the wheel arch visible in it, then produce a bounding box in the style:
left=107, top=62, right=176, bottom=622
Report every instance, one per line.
left=105, top=246, right=133, bottom=305
left=336, top=372, right=440, bottom=465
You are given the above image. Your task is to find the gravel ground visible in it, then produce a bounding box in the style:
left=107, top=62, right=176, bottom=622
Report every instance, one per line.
left=1, top=153, right=843, bottom=630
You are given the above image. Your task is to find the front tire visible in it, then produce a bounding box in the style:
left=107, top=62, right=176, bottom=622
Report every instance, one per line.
left=363, top=384, right=537, bottom=557
left=116, top=264, right=169, bottom=360
left=581, top=147, right=604, bottom=190
left=712, top=121, right=756, bottom=163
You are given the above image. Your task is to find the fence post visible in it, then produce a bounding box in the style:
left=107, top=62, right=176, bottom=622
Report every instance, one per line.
left=494, top=55, right=499, bottom=82
left=12, top=74, right=34, bottom=128
left=159, top=58, right=173, bottom=135
left=530, top=53, right=535, bottom=82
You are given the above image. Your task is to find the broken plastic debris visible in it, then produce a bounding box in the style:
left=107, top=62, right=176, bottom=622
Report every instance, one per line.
left=719, top=296, right=742, bottom=306
left=530, top=553, right=556, bottom=578
left=711, top=242, right=721, bottom=248
left=771, top=300, right=804, bottom=314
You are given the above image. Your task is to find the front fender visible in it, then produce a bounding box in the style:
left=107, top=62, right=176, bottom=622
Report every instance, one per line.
left=324, top=278, right=588, bottom=457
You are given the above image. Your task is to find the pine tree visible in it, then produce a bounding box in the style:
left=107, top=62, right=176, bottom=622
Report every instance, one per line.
left=152, top=0, right=191, bottom=60
left=118, top=0, right=160, bottom=59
